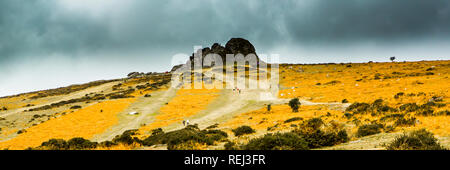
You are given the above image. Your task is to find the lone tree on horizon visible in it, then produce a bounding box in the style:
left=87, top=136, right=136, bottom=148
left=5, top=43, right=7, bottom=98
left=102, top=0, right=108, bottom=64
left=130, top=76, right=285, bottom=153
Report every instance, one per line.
left=390, top=56, right=396, bottom=62
left=289, top=98, right=301, bottom=112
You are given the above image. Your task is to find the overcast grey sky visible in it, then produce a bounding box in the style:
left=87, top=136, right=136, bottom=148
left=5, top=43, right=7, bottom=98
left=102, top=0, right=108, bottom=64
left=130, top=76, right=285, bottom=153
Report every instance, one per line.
left=1, top=0, right=450, bottom=97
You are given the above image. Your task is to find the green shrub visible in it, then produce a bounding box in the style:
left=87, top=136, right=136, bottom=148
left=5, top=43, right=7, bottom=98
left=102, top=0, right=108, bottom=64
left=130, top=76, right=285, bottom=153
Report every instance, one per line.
left=436, top=110, right=450, bottom=116
left=224, top=141, right=238, bottom=150
left=67, top=137, right=98, bottom=150
left=380, top=114, right=405, bottom=121
left=394, top=92, right=404, bottom=99
left=41, top=139, right=68, bottom=150
left=346, top=102, right=371, bottom=114
left=343, top=113, right=353, bottom=119
left=99, top=141, right=116, bottom=148
left=288, top=98, right=301, bottom=112
left=342, top=99, right=349, bottom=103
left=324, top=80, right=341, bottom=85
left=141, top=126, right=228, bottom=150
left=112, top=129, right=141, bottom=145
left=151, top=128, right=164, bottom=136
left=346, top=99, right=396, bottom=115
left=17, top=129, right=26, bottom=134
left=357, top=123, right=383, bottom=137
left=232, top=126, right=256, bottom=136
left=205, top=123, right=219, bottom=129
left=304, top=118, right=324, bottom=130
left=386, top=129, right=445, bottom=150
left=399, top=103, right=435, bottom=116
left=399, top=103, right=420, bottom=112
left=70, top=105, right=82, bottom=109
left=337, top=130, right=350, bottom=143
left=395, top=117, right=416, bottom=126
left=243, top=132, right=309, bottom=150
left=284, top=117, right=303, bottom=123
left=39, top=137, right=98, bottom=150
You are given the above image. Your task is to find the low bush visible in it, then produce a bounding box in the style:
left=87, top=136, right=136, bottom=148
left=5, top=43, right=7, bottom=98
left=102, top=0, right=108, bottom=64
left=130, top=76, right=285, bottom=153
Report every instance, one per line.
left=436, top=110, right=450, bottom=116
left=284, top=117, right=303, bottom=123
left=304, top=118, right=324, bottom=130
left=205, top=123, right=219, bottom=129
left=142, top=125, right=228, bottom=150
left=394, top=117, right=416, bottom=126
left=67, top=137, right=98, bottom=150
left=224, top=141, right=237, bottom=150
left=346, top=99, right=396, bottom=115
left=324, top=80, right=341, bottom=85
left=112, top=129, right=141, bottom=145
left=394, top=92, right=404, bottom=99
left=357, top=123, right=383, bottom=137
left=288, top=98, right=301, bottom=112
left=343, top=113, right=353, bottom=119
left=38, top=137, right=98, bottom=150
left=386, top=129, right=445, bottom=150
left=232, top=126, right=256, bottom=136
left=40, top=139, right=68, bottom=150
left=70, top=105, right=82, bottom=109
left=297, top=129, right=349, bottom=148
left=399, top=103, right=435, bottom=116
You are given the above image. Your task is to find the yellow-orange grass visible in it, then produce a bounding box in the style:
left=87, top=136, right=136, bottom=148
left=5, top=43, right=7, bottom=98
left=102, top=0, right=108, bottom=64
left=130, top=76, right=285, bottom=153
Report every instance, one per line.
left=0, top=94, right=44, bottom=111
left=138, top=89, right=219, bottom=136
left=0, top=98, right=135, bottom=150
left=220, top=105, right=339, bottom=131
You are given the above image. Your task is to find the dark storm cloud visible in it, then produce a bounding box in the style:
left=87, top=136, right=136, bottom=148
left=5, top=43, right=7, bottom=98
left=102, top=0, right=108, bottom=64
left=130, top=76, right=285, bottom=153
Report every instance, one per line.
left=1, top=0, right=449, bottom=62
left=0, top=1, right=112, bottom=62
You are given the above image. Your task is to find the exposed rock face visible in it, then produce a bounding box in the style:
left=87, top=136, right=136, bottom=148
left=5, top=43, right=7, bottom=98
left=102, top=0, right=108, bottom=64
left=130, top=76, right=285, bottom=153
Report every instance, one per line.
left=225, top=38, right=257, bottom=57
left=182, top=38, right=259, bottom=70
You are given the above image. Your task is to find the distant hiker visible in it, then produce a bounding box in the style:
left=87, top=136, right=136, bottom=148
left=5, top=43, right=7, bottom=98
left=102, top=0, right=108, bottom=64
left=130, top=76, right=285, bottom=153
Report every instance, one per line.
left=183, top=120, right=186, bottom=126
left=186, top=120, right=190, bottom=126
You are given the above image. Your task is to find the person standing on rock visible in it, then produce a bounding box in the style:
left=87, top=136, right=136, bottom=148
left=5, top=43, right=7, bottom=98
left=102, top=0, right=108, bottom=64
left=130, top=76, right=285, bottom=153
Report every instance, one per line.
left=183, top=120, right=186, bottom=126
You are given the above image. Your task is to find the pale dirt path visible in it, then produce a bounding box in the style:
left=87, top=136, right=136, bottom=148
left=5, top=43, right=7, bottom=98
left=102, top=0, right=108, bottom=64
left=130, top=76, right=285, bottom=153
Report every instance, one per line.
left=91, top=77, right=182, bottom=142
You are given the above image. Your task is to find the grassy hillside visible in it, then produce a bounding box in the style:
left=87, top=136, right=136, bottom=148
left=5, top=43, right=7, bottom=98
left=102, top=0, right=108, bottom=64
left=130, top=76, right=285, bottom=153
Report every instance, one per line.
left=0, top=60, right=448, bottom=150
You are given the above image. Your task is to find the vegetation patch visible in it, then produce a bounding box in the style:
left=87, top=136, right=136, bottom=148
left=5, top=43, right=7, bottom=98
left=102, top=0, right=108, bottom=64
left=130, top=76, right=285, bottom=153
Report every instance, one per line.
left=232, top=126, right=256, bottom=136
left=346, top=99, right=396, bottom=115
left=284, top=117, right=303, bottom=123
left=33, top=137, right=98, bottom=150
left=288, top=98, right=301, bottom=112
left=386, top=129, right=446, bottom=150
